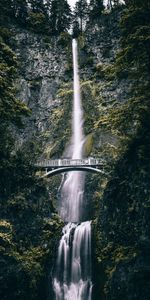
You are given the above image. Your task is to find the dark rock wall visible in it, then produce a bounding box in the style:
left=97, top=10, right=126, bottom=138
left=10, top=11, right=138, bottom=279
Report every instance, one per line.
left=7, top=8, right=149, bottom=300
left=11, top=28, right=71, bottom=144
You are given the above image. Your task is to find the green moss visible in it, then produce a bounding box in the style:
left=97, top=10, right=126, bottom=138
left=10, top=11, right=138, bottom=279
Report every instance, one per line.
left=0, top=220, right=12, bottom=232
left=40, top=84, right=73, bottom=158
left=94, top=63, right=116, bottom=80
left=57, top=32, right=72, bottom=48
left=83, top=133, right=94, bottom=156
left=78, top=34, right=86, bottom=49
left=0, top=211, right=63, bottom=299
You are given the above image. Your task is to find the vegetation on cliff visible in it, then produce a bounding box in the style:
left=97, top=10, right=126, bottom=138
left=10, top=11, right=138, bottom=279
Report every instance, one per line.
left=0, top=0, right=150, bottom=299
left=93, top=1, right=150, bottom=299
left=0, top=8, right=63, bottom=300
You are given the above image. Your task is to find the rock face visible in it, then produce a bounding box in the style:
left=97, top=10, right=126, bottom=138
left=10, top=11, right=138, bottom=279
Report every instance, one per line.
left=11, top=10, right=124, bottom=299
left=93, top=139, right=150, bottom=300
left=12, top=10, right=127, bottom=148
left=9, top=8, right=149, bottom=300
left=12, top=28, right=70, bottom=142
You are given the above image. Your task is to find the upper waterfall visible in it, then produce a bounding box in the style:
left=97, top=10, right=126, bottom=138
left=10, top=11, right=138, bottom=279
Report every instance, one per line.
left=59, top=39, right=85, bottom=223
left=72, top=39, right=84, bottom=160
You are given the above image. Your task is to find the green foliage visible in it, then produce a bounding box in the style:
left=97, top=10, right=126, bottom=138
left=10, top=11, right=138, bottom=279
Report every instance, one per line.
left=93, top=123, right=150, bottom=297
left=124, top=0, right=150, bottom=10
left=57, top=32, right=72, bottom=47
left=74, top=0, right=89, bottom=32
left=0, top=39, right=30, bottom=125
left=83, top=133, right=94, bottom=155
left=93, top=2, right=150, bottom=299
left=0, top=32, right=31, bottom=199
left=89, top=0, right=104, bottom=20
left=50, top=85, right=73, bottom=156
left=0, top=22, right=64, bottom=300
left=0, top=214, right=63, bottom=300
left=28, top=12, right=48, bottom=33
left=0, top=0, right=72, bottom=36
left=116, top=3, right=150, bottom=75
left=0, top=133, right=63, bottom=298
left=49, top=0, right=72, bottom=35
left=0, top=0, right=28, bottom=25
left=107, top=0, right=125, bottom=10
left=81, top=81, right=100, bottom=134
left=94, top=62, right=116, bottom=80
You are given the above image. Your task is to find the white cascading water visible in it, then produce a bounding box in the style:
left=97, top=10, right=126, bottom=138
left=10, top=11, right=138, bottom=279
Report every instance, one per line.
left=53, top=39, right=92, bottom=300
left=59, top=38, right=85, bottom=223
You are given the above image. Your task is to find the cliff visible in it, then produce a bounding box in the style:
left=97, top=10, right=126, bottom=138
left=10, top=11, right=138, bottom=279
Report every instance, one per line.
left=0, top=4, right=149, bottom=300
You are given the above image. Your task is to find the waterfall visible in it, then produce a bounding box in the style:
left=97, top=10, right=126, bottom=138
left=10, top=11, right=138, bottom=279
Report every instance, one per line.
left=53, top=39, right=92, bottom=300
left=59, top=39, right=85, bottom=223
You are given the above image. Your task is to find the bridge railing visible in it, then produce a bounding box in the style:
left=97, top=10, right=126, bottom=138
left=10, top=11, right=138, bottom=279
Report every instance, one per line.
left=35, top=158, right=104, bottom=168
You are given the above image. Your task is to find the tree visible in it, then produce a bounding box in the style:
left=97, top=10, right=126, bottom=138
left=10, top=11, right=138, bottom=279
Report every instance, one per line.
left=72, top=20, right=80, bottom=38
left=28, top=0, right=46, bottom=13
left=28, top=0, right=49, bottom=32
left=89, top=0, right=104, bottom=20
left=0, top=0, right=13, bottom=22
left=1, top=0, right=28, bottom=24
left=124, top=0, right=150, bottom=9
left=106, top=0, right=124, bottom=9
left=12, top=0, right=28, bottom=22
left=50, top=0, right=72, bottom=35
left=0, top=0, right=29, bottom=25
left=74, top=0, right=89, bottom=33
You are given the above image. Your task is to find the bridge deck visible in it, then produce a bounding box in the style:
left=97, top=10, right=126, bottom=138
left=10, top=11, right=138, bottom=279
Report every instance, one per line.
left=35, top=158, right=104, bottom=169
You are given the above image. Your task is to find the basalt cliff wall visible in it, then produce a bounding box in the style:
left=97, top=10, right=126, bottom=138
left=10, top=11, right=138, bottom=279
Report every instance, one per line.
left=2, top=8, right=149, bottom=300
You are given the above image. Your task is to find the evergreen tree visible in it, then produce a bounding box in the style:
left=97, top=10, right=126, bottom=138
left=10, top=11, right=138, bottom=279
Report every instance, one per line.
left=29, top=0, right=46, bottom=13
left=72, top=20, right=80, bottom=38
left=89, top=0, right=104, bottom=20
left=50, top=0, right=72, bottom=35
left=12, top=0, right=28, bottom=23
left=124, top=0, right=150, bottom=9
left=106, top=0, right=124, bottom=9
left=0, top=0, right=28, bottom=25
left=44, top=0, right=52, bottom=16
left=74, top=0, right=89, bottom=33
left=0, top=0, right=13, bottom=21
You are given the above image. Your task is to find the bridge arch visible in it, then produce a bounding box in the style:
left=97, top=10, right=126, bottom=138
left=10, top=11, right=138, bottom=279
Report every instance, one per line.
left=42, top=166, right=105, bottom=178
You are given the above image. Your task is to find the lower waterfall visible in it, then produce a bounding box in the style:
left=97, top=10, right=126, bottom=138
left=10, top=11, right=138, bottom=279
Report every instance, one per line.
left=53, top=39, right=92, bottom=300
left=53, top=222, right=92, bottom=300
